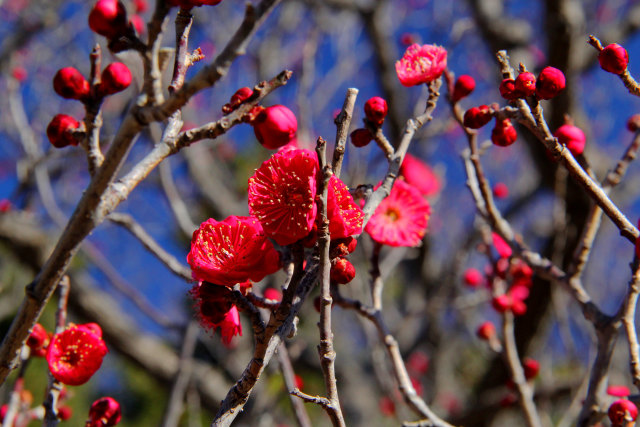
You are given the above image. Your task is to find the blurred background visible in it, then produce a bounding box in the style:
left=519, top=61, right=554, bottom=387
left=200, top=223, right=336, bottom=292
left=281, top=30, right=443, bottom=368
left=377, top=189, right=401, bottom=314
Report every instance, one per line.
left=2, top=0, right=640, bottom=425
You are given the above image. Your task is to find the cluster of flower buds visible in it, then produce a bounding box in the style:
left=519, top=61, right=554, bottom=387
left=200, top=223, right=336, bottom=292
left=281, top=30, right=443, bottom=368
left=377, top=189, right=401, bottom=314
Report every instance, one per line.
left=499, top=67, right=565, bottom=101
left=350, top=96, right=389, bottom=148
left=329, top=237, right=358, bottom=285
left=47, top=62, right=131, bottom=148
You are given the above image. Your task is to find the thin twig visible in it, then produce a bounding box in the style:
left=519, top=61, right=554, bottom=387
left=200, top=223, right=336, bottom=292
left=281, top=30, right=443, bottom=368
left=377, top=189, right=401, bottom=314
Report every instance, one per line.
left=315, top=136, right=346, bottom=426
left=161, top=321, right=200, bottom=427
left=332, top=88, right=358, bottom=179
left=621, top=260, right=640, bottom=389
left=501, top=312, right=543, bottom=427
left=107, top=212, right=192, bottom=281
left=277, top=343, right=313, bottom=427
left=43, top=276, right=70, bottom=427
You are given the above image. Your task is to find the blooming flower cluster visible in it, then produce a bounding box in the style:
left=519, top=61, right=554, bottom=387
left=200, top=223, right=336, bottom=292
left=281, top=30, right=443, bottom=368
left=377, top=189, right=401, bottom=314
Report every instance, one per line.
left=187, top=148, right=364, bottom=340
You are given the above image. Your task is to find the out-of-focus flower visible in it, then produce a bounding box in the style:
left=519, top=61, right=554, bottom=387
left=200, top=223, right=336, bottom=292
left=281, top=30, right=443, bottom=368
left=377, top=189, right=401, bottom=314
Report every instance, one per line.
left=395, top=44, right=447, bottom=87
left=399, top=153, right=441, bottom=197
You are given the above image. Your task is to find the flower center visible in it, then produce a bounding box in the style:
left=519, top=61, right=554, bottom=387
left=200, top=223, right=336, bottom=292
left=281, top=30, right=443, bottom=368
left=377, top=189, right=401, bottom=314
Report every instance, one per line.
left=384, top=207, right=400, bottom=221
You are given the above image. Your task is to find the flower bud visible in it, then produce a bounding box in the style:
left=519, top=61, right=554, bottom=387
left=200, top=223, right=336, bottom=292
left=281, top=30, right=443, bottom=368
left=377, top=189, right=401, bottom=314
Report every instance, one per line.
left=463, top=268, right=483, bottom=288
left=88, top=397, right=121, bottom=427
left=608, top=385, right=631, bottom=398
left=608, top=399, right=638, bottom=426
left=463, top=105, right=492, bottom=129
left=53, top=67, right=90, bottom=100
left=476, top=321, right=496, bottom=340
left=522, top=358, right=539, bottom=380
left=554, top=124, right=586, bottom=156
left=58, top=406, right=72, bottom=421
left=515, top=72, right=536, bottom=97
left=133, top=0, right=148, bottom=13
left=47, top=114, right=80, bottom=148
left=599, top=43, right=629, bottom=74
left=492, top=182, right=509, bottom=199
left=491, top=119, right=517, bottom=147
left=364, top=96, right=388, bottom=126
left=492, top=295, right=511, bottom=313
left=263, top=288, right=281, bottom=302
left=350, top=128, right=373, bottom=147
left=627, top=114, right=640, bottom=132
left=499, top=79, right=521, bottom=100
left=88, top=0, right=129, bottom=39
left=252, top=105, right=298, bottom=149
left=130, top=14, right=145, bottom=35
left=330, top=257, right=356, bottom=284
left=452, top=75, right=475, bottom=102
left=27, top=324, right=49, bottom=357
left=535, top=67, right=565, bottom=100
left=99, top=62, right=132, bottom=96
left=222, top=87, right=253, bottom=113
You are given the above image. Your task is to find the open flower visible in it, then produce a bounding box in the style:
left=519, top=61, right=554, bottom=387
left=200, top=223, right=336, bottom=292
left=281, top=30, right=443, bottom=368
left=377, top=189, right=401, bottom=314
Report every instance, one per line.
left=46, top=323, right=108, bottom=386
left=395, top=44, right=447, bottom=87
left=187, top=216, right=280, bottom=287
left=399, top=153, right=441, bottom=197
left=248, top=149, right=318, bottom=246
left=327, top=176, right=364, bottom=239
left=191, top=283, right=242, bottom=345
left=365, top=180, right=431, bottom=247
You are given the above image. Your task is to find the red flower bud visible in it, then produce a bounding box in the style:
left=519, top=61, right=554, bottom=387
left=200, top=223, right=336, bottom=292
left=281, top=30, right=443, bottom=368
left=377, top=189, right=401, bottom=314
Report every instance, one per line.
left=263, top=287, right=282, bottom=302
left=491, top=119, right=517, bottom=147
left=608, top=385, right=631, bottom=398
left=492, top=295, right=511, bottom=313
left=452, top=75, right=475, bottom=102
left=27, top=323, right=49, bottom=357
left=554, top=124, right=586, bottom=156
left=53, top=67, right=90, bottom=100
left=88, top=0, right=129, bottom=39
left=133, top=0, right=148, bottom=13
left=364, top=96, right=388, bottom=126
left=350, top=128, right=373, bottom=147
left=222, top=87, right=254, bottom=113
left=379, top=396, right=396, bottom=417
left=535, top=67, right=565, bottom=100
left=628, top=114, right=640, bottom=132
left=58, top=406, right=72, bottom=421
left=492, top=182, right=509, bottom=199
left=99, top=62, right=132, bottom=96
left=330, top=257, right=356, bottom=284
left=463, top=105, right=492, bottom=129
left=47, top=114, right=80, bottom=148
left=476, top=321, right=496, bottom=340
left=599, top=43, right=629, bottom=74
left=130, top=14, right=145, bottom=35
left=515, top=72, right=536, bottom=97
left=252, top=105, right=298, bottom=149
left=609, top=399, right=638, bottom=425
left=407, top=351, right=429, bottom=375
left=522, top=358, right=539, bottom=380
left=88, top=397, right=121, bottom=426
left=499, top=79, right=521, bottom=100
left=463, top=268, right=483, bottom=288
